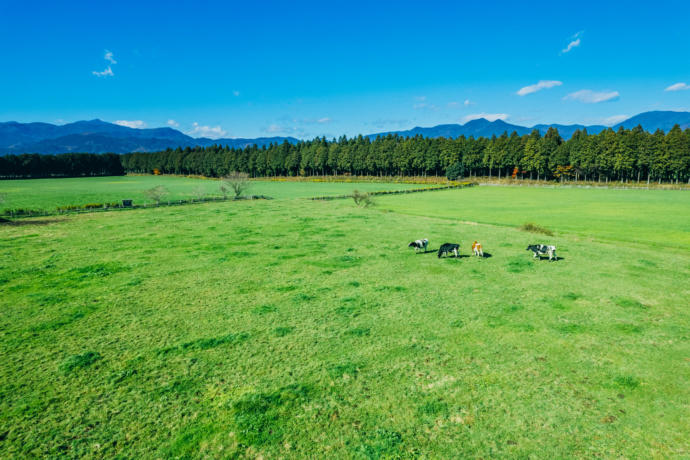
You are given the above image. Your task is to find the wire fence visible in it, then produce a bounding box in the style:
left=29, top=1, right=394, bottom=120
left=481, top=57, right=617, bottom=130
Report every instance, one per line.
left=1, top=195, right=272, bottom=220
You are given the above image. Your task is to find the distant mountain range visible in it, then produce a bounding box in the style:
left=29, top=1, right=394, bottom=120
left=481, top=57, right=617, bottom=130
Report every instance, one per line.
left=1, top=111, right=688, bottom=155
left=0, top=119, right=299, bottom=155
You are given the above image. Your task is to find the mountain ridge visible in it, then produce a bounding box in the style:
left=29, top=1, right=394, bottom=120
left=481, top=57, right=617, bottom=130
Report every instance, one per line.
left=1, top=111, right=689, bottom=155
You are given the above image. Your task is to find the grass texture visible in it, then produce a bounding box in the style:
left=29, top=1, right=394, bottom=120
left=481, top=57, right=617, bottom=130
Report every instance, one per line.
left=1, top=182, right=689, bottom=458
left=0, top=176, right=419, bottom=209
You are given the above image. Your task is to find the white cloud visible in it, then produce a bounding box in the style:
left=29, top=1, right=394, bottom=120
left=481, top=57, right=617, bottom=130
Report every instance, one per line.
left=264, top=124, right=296, bottom=134
left=560, top=32, right=584, bottom=55
left=664, top=83, right=690, bottom=92
left=92, top=66, right=114, bottom=77
left=114, top=120, right=147, bottom=129
left=561, top=38, right=581, bottom=54
left=517, top=80, right=562, bottom=96
left=414, top=96, right=427, bottom=101
left=462, top=113, right=509, bottom=123
left=299, top=117, right=332, bottom=124
left=167, top=119, right=179, bottom=127
left=233, top=90, right=240, bottom=96
left=563, top=89, right=620, bottom=103
left=464, top=99, right=475, bottom=106
left=186, top=122, right=229, bottom=139
left=104, top=51, right=117, bottom=64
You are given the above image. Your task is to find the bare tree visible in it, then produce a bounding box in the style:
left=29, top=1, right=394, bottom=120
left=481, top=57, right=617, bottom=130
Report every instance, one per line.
left=352, top=189, right=376, bottom=208
left=219, top=183, right=230, bottom=199
left=191, top=186, right=206, bottom=202
left=223, top=172, right=252, bottom=197
left=143, top=185, right=169, bottom=205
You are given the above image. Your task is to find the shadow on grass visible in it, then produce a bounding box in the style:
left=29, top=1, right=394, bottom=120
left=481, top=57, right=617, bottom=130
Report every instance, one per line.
left=0, top=218, right=66, bottom=227
left=535, top=255, right=564, bottom=261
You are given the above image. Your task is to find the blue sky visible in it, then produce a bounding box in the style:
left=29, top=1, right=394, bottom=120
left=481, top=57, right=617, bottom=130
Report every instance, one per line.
left=1, top=0, right=689, bottom=139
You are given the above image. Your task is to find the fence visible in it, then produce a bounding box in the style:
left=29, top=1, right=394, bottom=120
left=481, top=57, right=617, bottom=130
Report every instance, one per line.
left=1, top=194, right=272, bottom=220
left=305, top=182, right=476, bottom=201
left=478, top=182, right=690, bottom=191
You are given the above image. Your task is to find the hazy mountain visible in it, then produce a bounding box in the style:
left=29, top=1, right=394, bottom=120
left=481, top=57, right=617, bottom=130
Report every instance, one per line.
left=612, top=111, right=690, bottom=131
left=532, top=124, right=607, bottom=138
left=0, top=119, right=298, bottom=154
left=1, top=111, right=688, bottom=155
left=368, top=119, right=532, bottom=140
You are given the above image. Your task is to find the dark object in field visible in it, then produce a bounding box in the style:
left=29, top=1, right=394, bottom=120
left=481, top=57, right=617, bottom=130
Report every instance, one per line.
left=408, top=238, right=428, bottom=253
left=472, top=241, right=484, bottom=258
left=121, top=199, right=133, bottom=208
left=438, top=243, right=460, bottom=258
left=527, top=244, right=557, bottom=261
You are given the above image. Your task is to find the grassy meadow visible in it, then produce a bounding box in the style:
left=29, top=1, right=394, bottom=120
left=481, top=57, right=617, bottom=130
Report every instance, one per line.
left=1, top=180, right=689, bottom=458
left=377, top=186, right=690, bottom=248
left=0, top=176, right=419, bottom=210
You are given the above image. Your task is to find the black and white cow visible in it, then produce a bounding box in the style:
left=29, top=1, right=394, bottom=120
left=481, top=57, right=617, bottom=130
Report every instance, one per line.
left=526, top=244, right=557, bottom=261
left=438, top=243, right=460, bottom=258
left=408, top=238, right=429, bottom=253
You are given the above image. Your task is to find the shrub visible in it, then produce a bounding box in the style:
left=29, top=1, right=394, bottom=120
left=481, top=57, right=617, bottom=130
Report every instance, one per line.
left=352, top=189, right=376, bottom=208
left=519, top=222, right=554, bottom=236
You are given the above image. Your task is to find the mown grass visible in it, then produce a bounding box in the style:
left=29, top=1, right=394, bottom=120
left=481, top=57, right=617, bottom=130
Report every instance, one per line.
left=1, top=184, right=689, bottom=458
left=0, top=176, right=419, bottom=209
left=376, top=186, right=690, bottom=247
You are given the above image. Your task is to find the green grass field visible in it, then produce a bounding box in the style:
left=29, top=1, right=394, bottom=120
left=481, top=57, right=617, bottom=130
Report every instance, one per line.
left=377, top=186, right=690, bottom=248
left=0, top=176, right=419, bottom=209
left=1, top=181, right=689, bottom=458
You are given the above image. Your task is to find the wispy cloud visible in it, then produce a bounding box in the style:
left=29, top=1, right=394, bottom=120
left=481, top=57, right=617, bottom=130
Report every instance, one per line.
left=414, top=96, right=427, bottom=101
left=186, top=122, right=228, bottom=139
left=560, top=31, right=584, bottom=55
left=298, top=117, right=332, bottom=124
left=233, top=90, right=240, bottom=96
left=561, top=39, right=580, bottom=54
left=464, top=99, right=475, bottom=106
left=414, top=103, right=440, bottom=111
left=93, top=50, right=117, bottom=77
left=92, top=66, right=114, bottom=77
left=517, top=80, right=562, bottom=96
left=264, top=124, right=296, bottom=134
left=563, top=89, right=619, bottom=104
left=167, top=119, right=179, bottom=127
left=104, top=51, right=117, bottom=64
left=601, top=115, right=629, bottom=126
left=462, top=113, right=509, bottom=123
left=114, top=120, right=147, bottom=129
left=664, top=83, right=690, bottom=92
left=368, top=119, right=410, bottom=129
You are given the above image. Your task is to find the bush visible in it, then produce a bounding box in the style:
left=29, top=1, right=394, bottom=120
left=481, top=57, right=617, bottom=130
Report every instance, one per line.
left=352, top=189, right=376, bottom=208
left=519, top=222, right=555, bottom=236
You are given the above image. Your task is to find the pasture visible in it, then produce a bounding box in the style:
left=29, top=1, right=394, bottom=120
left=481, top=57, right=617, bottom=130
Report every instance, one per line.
left=0, top=176, right=420, bottom=209
left=1, top=181, right=689, bottom=458
left=377, top=186, right=690, bottom=249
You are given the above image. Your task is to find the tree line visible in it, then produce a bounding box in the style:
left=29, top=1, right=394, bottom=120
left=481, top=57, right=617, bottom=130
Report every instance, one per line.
left=1, top=125, right=689, bottom=183
left=0, top=152, right=124, bottom=179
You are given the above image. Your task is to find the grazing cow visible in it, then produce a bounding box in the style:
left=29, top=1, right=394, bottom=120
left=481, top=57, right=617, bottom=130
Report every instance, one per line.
left=438, top=243, right=460, bottom=258
left=408, top=238, right=429, bottom=254
left=526, top=244, right=557, bottom=261
left=472, top=241, right=484, bottom=258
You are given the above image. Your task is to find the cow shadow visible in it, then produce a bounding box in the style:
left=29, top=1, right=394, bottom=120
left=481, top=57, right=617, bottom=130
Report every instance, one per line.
left=476, top=252, right=493, bottom=259
left=536, top=256, right=564, bottom=261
